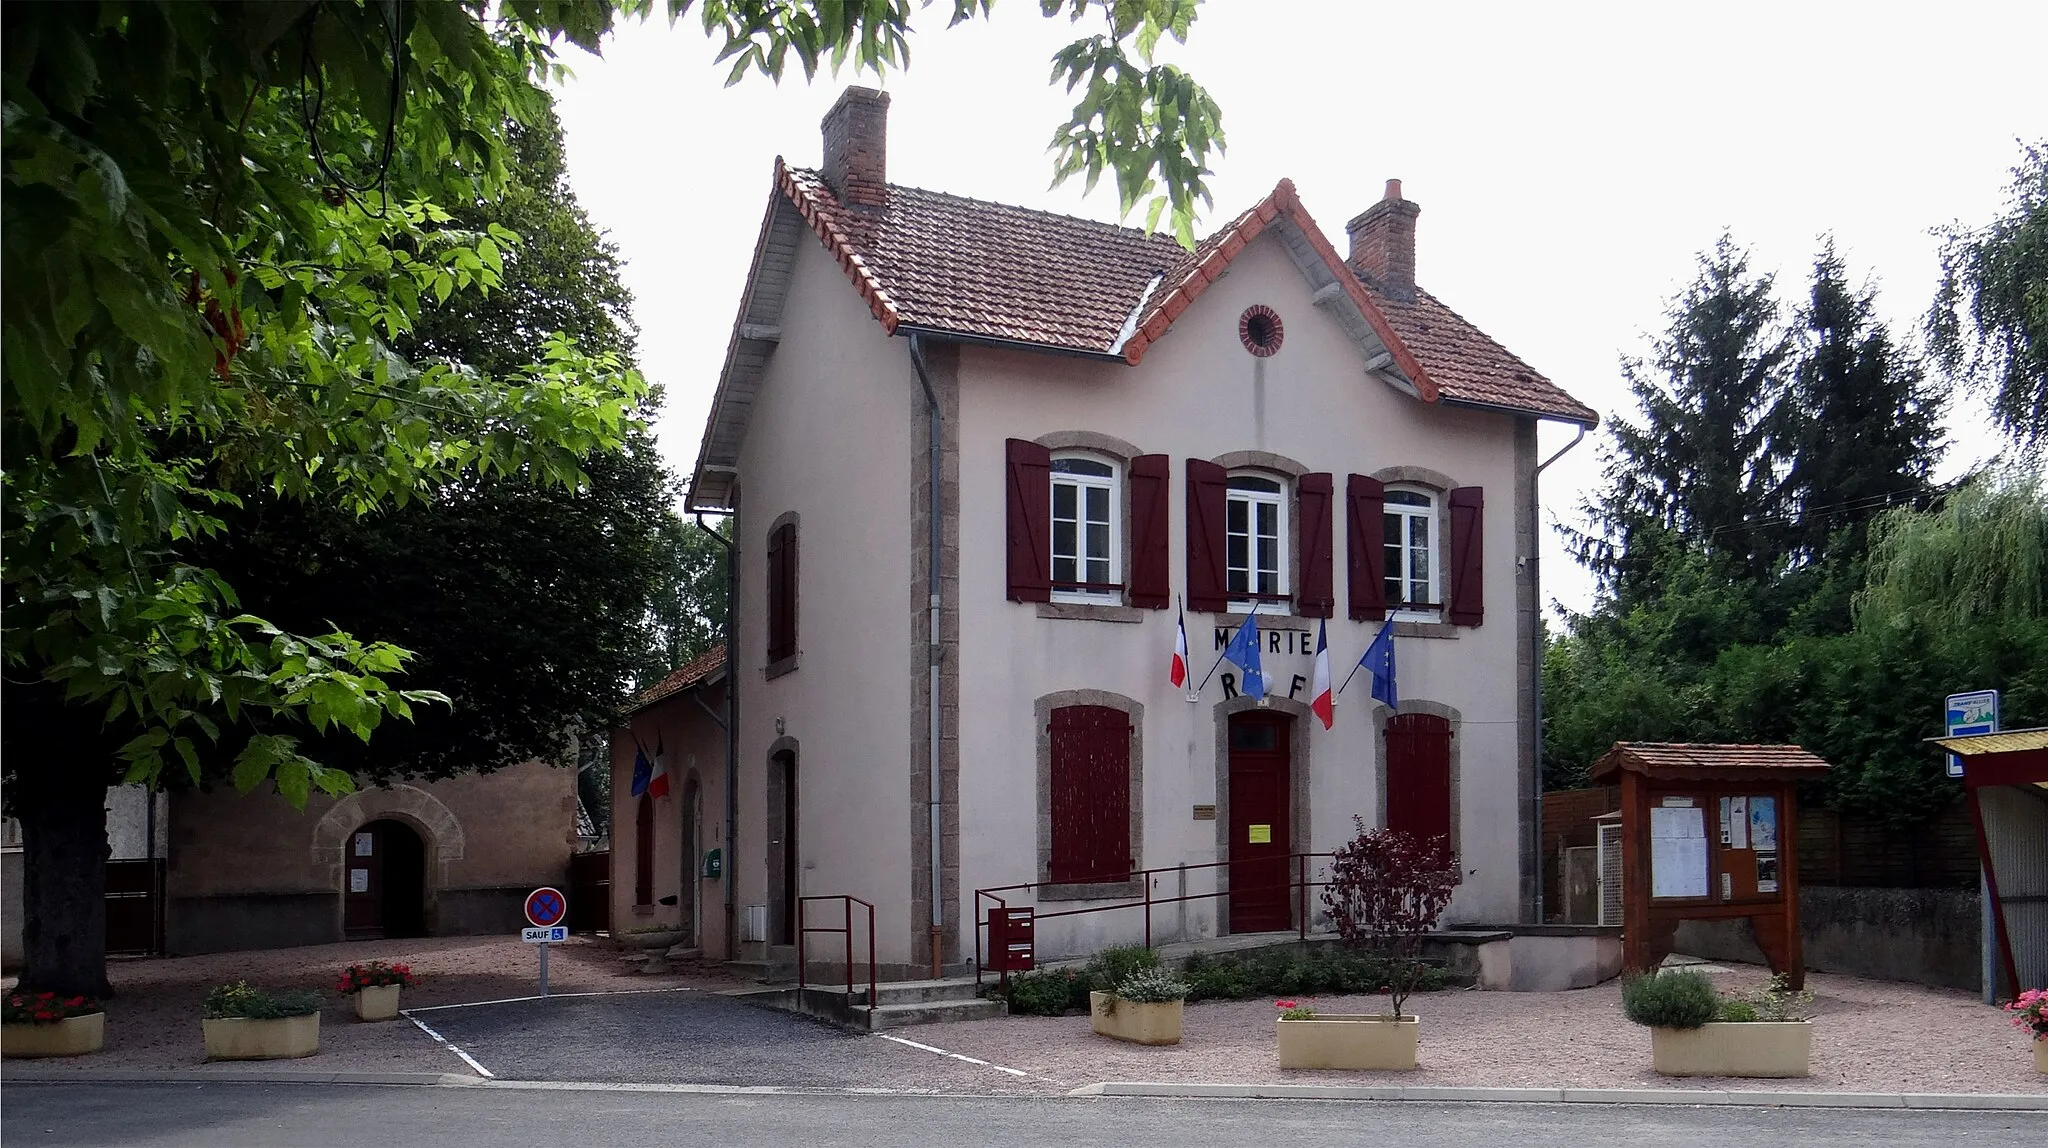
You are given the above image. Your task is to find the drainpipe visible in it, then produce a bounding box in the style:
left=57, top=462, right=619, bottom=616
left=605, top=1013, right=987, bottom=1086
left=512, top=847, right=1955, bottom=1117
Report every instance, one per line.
left=1529, top=422, right=1587, bottom=925
left=907, top=334, right=945, bottom=978
left=695, top=511, right=739, bottom=960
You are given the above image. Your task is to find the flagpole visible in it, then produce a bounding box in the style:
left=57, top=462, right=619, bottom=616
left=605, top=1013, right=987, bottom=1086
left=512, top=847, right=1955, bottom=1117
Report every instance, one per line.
left=1193, top=646, right=1232, bottom=694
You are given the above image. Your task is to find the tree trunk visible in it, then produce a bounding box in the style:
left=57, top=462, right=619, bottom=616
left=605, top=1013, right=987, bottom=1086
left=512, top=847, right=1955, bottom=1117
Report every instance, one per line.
left=16, top=765, right=113, bottom=998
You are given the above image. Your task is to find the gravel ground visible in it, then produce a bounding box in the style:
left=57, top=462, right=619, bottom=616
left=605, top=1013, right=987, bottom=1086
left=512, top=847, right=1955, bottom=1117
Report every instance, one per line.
left=3, top=934, right=740, bottom=1077
left=913, top=965, right=2048, bottom=1095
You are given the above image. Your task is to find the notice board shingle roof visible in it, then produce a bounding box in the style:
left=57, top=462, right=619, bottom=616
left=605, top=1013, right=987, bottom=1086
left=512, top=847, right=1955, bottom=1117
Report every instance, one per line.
left=1589, top=742, right=1833, bottom=782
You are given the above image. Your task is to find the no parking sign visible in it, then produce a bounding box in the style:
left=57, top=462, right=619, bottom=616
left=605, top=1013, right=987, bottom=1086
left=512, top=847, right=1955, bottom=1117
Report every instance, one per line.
left=522, top=886, right=568, bottom=997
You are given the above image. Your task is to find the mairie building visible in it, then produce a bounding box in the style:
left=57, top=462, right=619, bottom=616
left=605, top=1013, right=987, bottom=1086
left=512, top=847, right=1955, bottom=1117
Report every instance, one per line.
left=613, top=86, right=1599, bottom=978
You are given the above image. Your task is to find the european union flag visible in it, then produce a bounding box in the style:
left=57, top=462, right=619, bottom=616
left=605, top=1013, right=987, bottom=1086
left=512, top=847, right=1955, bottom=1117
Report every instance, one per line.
left=1222, top=614, right=1266, bottom=700
left=1359, top=619, right=1397, bottom=708
left=629, top=746, right=653, bottom=797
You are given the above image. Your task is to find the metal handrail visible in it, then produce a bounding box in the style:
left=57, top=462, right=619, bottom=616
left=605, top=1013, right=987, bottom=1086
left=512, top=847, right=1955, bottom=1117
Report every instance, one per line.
left=972, top=853, right=1334, bottom=983
left=796, top=894, right=877, bottom=1008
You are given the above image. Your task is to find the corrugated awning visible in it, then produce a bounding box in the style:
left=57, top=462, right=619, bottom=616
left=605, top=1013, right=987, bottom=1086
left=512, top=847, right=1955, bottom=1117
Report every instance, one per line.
left=1926, top=727, right=2048, bottom=755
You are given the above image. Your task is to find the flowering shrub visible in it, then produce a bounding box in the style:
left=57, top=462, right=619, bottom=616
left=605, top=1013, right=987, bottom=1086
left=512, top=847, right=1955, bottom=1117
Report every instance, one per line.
left=2, top=991, right=102, bottom=1025
left=2005, top=988, right=2047, bottom=1041
left=1319, top=817, right=1459, bottom=1018
left=1275, top=999, right=1316, bottom=1021
left=336, top=961, right=419, bottom=993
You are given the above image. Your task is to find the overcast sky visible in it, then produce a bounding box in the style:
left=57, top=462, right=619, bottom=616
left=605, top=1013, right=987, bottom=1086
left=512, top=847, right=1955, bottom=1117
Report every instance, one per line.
left=550, top=0, right=2046, bottom=617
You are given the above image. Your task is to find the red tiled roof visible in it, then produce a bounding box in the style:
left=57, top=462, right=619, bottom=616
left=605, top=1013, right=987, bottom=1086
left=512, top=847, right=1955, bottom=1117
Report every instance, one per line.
left=629, top=644, right=726, bottom=713
left=1362, top=286, right=1599, bottom=424
left=771, top=160, right=1597, bottom=425
left=1589, top=742, right=1833, bottom=781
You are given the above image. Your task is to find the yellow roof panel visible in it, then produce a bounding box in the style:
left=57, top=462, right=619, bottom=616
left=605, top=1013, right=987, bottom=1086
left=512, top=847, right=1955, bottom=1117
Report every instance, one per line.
left=1927, top=727, right=2048, bottom=755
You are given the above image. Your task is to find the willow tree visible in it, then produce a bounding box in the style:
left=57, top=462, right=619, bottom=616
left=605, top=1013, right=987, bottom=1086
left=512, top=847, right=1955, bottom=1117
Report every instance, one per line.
left=1855, top=469, right=2047, bottom=633
left=1930, top=142, right=2048, bottom=445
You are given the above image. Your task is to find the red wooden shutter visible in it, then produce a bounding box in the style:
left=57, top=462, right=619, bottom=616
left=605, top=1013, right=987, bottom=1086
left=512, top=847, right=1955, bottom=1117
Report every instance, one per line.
left=1447, top=485, right=1484, bottom=626
left=634, top=795, right=655, bottom=906
left=1385, top=712, right=1453, bottom=865
left=765, top=523, right=795, bottom=662
left=1048, top=705, right=1132, bottom=883
left=1185, top=458, right=1229, bottom=613
left=1005, top=439, right=1053, bottom=603
left=1295, top=472, right=1335, bottom=617
left=1347, top=474, right=1387, bottom=622
left=1128, top=454, right=1171, bottom=609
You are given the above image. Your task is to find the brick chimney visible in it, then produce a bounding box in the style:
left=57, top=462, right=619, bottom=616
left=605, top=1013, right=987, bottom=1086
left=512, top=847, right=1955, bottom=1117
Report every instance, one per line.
left=1346, top=179, right=1420, bottom=299
left=820, top=86, right=890, bottom=210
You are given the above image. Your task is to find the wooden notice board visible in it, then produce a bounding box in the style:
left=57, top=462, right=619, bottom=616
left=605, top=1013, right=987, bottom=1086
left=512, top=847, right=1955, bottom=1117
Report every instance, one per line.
left=1588, top=743, right=1832, bottom=988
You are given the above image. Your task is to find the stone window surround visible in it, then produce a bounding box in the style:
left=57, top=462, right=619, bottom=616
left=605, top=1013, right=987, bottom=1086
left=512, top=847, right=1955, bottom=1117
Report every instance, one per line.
left=1033, top=432, right=1146, bottom=624
left=1369, top=465, right=1461, bottom=636
left=1211, top=694, right=1315, bottom=936
left=1210, top=450, right=1309, bottom=616
left=764, top=510, right=800, bottom=680
left=1369, top=697, right=1465, bottom=868
left=1034, top=689, right=1145, bottom=902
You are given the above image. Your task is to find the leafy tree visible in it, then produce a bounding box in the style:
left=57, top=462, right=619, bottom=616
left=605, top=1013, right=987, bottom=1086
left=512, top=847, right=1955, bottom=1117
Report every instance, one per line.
left=1320, top=819, right=1459, bottom=1019
left=3, top=1, right=1221, bottom=995
left=1577, top=236, right=1797, bottom=604
left=1930, top=141, right=2048, bottom=444
left=1855, top=469, right=2046, bottom=633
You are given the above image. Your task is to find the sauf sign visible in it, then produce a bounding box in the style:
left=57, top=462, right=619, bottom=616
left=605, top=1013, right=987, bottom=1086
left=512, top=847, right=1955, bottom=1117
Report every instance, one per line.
left=1213, top=624, right=1320, bottom=700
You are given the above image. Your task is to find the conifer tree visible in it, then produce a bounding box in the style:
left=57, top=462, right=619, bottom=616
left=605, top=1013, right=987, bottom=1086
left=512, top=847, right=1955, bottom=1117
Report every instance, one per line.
left=1774, top=242, right=1945, bottom=630
left=1579, top=236, right=1796, bottom=604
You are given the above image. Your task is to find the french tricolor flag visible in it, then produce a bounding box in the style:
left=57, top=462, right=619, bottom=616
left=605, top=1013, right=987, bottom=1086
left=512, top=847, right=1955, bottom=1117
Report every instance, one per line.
left=1169, top=602, right=1190, bottom=693
left=1310, top=620, right=1334, bottom=730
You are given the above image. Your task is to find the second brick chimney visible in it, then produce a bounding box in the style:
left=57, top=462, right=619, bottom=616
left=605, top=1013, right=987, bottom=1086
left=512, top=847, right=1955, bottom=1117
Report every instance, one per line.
left=821, top=86, right=890, bottom=211
left=1346, top=179, right=1420, bottom=299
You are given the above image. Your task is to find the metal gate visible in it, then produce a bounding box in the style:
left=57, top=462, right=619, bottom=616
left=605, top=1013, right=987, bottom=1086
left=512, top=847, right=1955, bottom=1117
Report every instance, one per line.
left=105, top=859, right=165, bottom=955
left=568, top=850, right=610, bottom=934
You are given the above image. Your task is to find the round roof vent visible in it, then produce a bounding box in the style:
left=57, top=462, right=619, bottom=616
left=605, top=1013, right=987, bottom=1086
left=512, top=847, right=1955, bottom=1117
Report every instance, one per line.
left=1239, top=305, right=1284, bottom=357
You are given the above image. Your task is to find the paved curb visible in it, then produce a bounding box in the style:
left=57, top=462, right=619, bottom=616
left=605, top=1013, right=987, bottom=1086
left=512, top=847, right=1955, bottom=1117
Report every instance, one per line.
left=1068, top=1081, right=2048, bottom=1110
left=1, top=1069, right=471, bottom=1087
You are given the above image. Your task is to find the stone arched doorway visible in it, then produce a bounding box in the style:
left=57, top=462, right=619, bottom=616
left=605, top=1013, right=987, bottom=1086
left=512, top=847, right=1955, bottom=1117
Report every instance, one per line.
left=314, top=784, right=463, bottom=942
left=343, top=819, right=428, bottom=939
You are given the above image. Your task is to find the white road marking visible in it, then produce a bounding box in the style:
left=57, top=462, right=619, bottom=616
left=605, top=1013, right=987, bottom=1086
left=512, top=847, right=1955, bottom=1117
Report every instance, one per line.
left=401, top=986, right=699, bottom=1013
left=873, top=1032, right=1034, bottom=1078
left=401, top=1011, right=495, bottom=1079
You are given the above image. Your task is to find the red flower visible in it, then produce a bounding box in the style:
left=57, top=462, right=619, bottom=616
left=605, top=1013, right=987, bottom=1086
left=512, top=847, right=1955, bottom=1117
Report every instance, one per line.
left=36, top=992, right=54, bottom=1001
left=33, top=1010, right=54, bottom=1022
left=1274, top=999, right=1298, bottom=1009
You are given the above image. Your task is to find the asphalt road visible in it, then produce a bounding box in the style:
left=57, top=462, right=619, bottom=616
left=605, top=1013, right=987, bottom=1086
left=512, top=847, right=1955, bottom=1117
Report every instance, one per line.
left=408, top=992, right=1023, bottom=1090
left=2, top=1084, right=2042, bottom=1148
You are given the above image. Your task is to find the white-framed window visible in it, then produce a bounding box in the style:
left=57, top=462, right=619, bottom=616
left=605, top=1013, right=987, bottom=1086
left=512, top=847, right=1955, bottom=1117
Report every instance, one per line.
left=1226, top=473, right=1289, bottom=612
left=1383, top=486, right=1440, bottom=618
left=1051, top=454, right=1120, bottom=602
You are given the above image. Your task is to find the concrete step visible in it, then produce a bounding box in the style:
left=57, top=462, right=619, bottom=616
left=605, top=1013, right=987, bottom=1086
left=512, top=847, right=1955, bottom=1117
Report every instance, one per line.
left=840, top=976, right=985, bottom=1006
left=851, top=997, right=1008, bottom=1030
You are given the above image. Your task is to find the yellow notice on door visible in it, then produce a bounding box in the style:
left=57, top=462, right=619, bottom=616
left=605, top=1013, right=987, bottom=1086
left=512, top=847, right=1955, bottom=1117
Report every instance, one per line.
left=1248, top=824, right=1271, bottom=844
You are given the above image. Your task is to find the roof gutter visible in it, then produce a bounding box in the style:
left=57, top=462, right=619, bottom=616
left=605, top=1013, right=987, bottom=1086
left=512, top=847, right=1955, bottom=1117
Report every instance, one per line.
left=907, top=332, right=947, bottom=979
left=1526, top=420, right=1588, bottom=925
left=694, top=511, right=739, bottom=961
left=1439, top=395, right=1599, bottom=430
left=894, top=324, right=1129, bottom=364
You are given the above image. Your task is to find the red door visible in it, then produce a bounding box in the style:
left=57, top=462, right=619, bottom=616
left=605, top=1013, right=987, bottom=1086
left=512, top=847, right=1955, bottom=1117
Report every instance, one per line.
left=1228, top=712, right=1292, bottom=932
left=1385, top=712, right=1453, bottom=861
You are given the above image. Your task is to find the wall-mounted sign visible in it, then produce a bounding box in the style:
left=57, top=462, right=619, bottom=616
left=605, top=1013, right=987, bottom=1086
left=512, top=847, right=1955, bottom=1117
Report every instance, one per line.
left=703, top=848, right=723, bottom=878
left=1248, top=824, right=1271, bottom=844
left=1192, top=804, right=1217, bottom=821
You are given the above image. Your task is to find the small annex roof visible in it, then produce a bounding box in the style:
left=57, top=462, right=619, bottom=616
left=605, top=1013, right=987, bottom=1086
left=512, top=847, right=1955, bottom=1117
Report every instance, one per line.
left=689, top=161, right=1599, bottom=511
left=627, top=644, right=726, bottom=715
left=1589, top=742, right=1833, bottom=783
left=1927, top=727, right=2048, bottom=756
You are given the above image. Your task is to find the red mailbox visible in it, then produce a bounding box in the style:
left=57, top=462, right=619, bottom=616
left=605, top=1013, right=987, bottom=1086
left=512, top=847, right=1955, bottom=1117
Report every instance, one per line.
left=986, top=906, right=1035, bottom=973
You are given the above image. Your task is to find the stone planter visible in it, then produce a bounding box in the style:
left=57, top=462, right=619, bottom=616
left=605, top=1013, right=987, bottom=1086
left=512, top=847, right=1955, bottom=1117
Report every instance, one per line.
left=353, top=985, right=402, bottom=1022
left=203, top=1013, right=321, bottom=1061
left=1088, top=991, right=1183, bottom=1046
left=616, top=929, right=686, bottom=950
left=2034, top=1039, right=2046, bottom=1075
left=1650, top=1021, right=1810, bottom=1078
left=1276, top=1014, right=1418, bottom=1071
left=2, top=1013, right=106, bottom=1059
